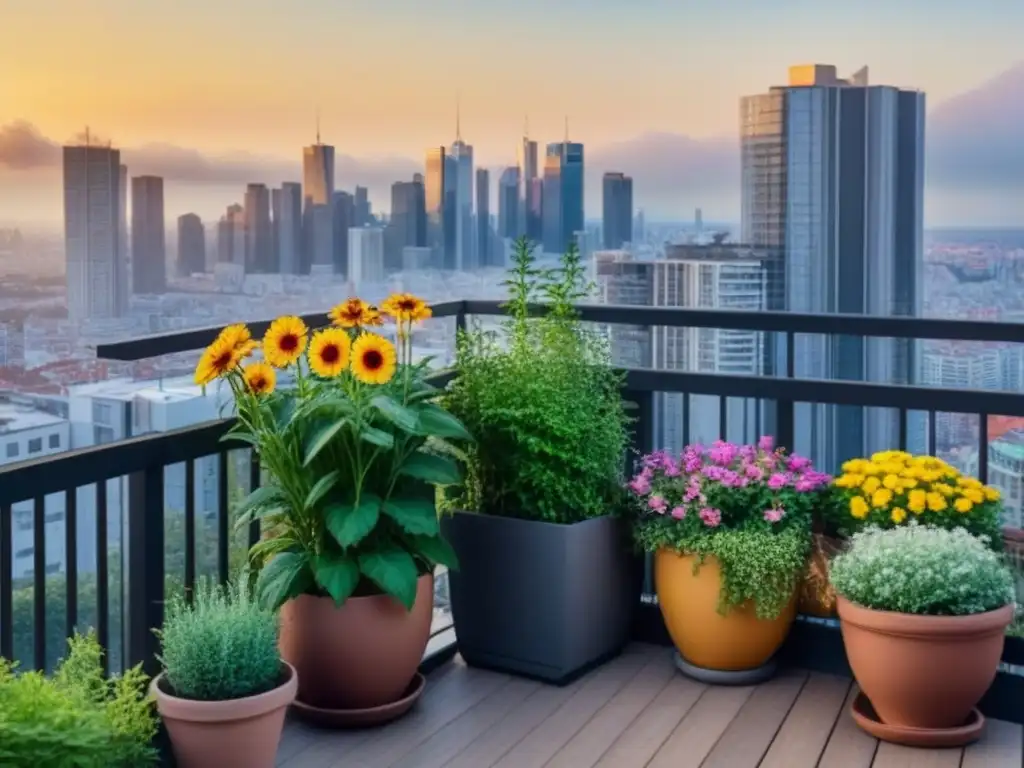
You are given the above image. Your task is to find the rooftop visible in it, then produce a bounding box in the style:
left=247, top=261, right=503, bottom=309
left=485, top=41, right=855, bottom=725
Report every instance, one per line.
left=0, top=398, right=65, bottom=433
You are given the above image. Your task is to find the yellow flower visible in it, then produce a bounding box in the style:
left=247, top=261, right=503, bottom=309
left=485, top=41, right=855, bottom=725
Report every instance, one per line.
left=350, top=333, right=397, bottom=385
left=263, top=316, right=308, bottom=368
left=329, top=298, right=382, bottom=328
left=963, top=487, right=984, bottom=505
left=862, top=462, right=882, bottom=476
left=984, top=486, right=1001, bottom=502
left=882, top=474, right=901, bottom=490
left=871, top=488, right=893, bottom=508
left=890, top=507, right=907, bottom=524
left=954, top=497, right=973, bottom=514
left=921, top=470, right=941, bottom=483
left=861, top=476, right=881, bottom=494
left=217, top=323, right=258, bottom=357
left=849, top=496, right=869, bottom=519
left=842, top=459, right=868, bottom=473
left=926, top=492, right=947, bottom=512
left=834, top=474, right=858, bottom=489
left=242, top=362, right=276, bottom=395
left=907, top=489, right=927, bottom=514
left=900, top=477, right=918, bottom=489
left=958, top=476, right=982, bottom=489
left=307, top=328, right=351, bottom=377
left=933, top=482, right=955, bottom=498
left=381, top=293, right=432, bottom=323
left=194, top=338, right=242, bottom=385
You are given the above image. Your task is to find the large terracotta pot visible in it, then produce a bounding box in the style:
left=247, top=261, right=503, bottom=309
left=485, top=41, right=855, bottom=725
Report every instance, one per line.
left=837, top=596, right=1014, bottom=729
left=798, top=534, right=843, bottom=618
left=280, top=572, right=433, bottom=710
left=655, top=548, right=797, bottom=670
left=152, top=662, right=297, bottom=768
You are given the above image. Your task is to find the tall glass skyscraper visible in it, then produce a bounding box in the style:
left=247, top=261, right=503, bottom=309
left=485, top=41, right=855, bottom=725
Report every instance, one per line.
left=542, top=141, right=584, bottom=254
left=302, top=139, right=335, bottom=274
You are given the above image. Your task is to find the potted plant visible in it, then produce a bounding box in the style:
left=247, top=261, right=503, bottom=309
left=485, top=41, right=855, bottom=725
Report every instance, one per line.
left=152, top=578, right=296, bottom=768
left=830, top=525, right=1015, bottom=745
left=441, top=239, right=635, bottom=684
left=0, top=632, right=157, bottom=766
left=195, top=294, right=466, bottom=720
left=630, top=437, right=828, bottom=682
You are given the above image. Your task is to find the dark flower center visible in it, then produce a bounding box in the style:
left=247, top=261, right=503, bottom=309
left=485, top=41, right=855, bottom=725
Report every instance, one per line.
left=320, top=344, right=340, bottom=364
left=279, top=334, right=298, bottom=352
left=213, top=351, right=233, bottom=369
left=363, top=350, right=383, bottom=370
left=251, top=376, right=266, bottom=390
left=397, top=299, right=417, bottom=311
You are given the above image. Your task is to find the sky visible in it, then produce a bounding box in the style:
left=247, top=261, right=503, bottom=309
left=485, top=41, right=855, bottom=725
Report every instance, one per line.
left=1, top=0, right=1022, bottom=227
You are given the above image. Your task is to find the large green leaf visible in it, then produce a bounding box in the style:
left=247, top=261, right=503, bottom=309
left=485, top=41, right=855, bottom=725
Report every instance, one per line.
left=409, top=534, right=460, bottom=570
left=325, top=494, right=381, bottom=547
left=234, top=503, right=287, bottom=530
left=358, top=549, right=419, bottom=609
left=313, top=554, right=361, bottom=605
left=304, top=470, right=340, bottom=510
left=370, top=395, right=420, bottom=434
left=220, top=429, right=260, bottom=448
left=414, top=403, right=473, bottom=441
left=407, top=380, right=442, bottom=403
left=234, top=485, right=286, bottom=521
left=303, top=419, right=347, bottom=466
left=358, top=424, right=395, bottom=449
left=247, top=536, right=299, bottom=566
left=256, top=551, right=312, bottom=610
left=398, top=451, right=462, bottom=486
left=382, top=498, right=439, bottom=536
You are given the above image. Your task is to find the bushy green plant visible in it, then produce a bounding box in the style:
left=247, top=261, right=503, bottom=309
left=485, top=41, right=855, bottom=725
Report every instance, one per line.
left=0, top=632, right=157, bottom=767
left=830, top=525, right=1015, bottom=616
left=444, top=238, right=630, bottom=523
left=157, top=577, right=281, bottom=701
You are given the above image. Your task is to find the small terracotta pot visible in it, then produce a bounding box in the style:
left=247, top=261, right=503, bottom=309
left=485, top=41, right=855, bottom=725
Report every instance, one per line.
left=655, top=549, right=797, bottom=671
left=152, top=662, right=297, bottom=768
left=280, top=572, right=434, bottom=710
left=798, top=534, right=844, bottom=618
left=837, top=596, right=1014, bottom=729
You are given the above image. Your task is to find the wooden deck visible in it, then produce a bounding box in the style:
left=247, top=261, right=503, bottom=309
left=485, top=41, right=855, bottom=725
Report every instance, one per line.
left=275, top=643, right=1024, bottom=768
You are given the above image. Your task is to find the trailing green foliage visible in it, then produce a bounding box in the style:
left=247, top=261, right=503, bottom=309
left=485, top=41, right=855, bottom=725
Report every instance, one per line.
left=444, top=237, right=630, bottom=524
left=0, top=632, right=157, bottom=767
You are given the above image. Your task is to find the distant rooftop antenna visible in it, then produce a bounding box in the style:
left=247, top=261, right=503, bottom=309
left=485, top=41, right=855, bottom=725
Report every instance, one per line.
left=455, top=91, right=462, bottom=142
left=315, top=107, right=321, bottom=144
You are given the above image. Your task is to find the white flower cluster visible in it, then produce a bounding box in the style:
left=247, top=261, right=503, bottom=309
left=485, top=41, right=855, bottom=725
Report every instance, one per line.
left=830, top=524, right=1016, bottom=616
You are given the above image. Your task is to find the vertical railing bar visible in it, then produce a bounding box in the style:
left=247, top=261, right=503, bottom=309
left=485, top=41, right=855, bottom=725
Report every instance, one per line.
left=217, top=451, right=229, bottom=585
left=248, top=450, right=261, bottom=549
left=785, top=330, right=796, bottom=378
left=928, top=411, right=937, bottom=456
left=95, top=481, right=109, bottom=675
left=681, top=391, right=691, bottom=446
left=979, top=413, right=989, bottom=484
left=32, top=495, right=45, bottom=671
left=64, top=488, right=78, bottom=640
left=0, top=503, right=12, bottom=661
left=184, top=460, right=196, bottom=603
left=125, top=467, right=165, bottom=676
left=718, top=396, right=728, bottom=441
left=898, top=408, right=908, bottom=452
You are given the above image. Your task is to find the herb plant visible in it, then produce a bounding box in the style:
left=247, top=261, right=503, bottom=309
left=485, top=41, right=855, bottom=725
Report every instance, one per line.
left=444, top=237, right=630, bottom=523
left=630, top=437, right=829, bottom=618
left=0, top=632, right=157, bottom=767
left=830, top=525, right=1015, bottom=616
left=157, top=577, right=281, bottom=701
left=195, top=294, right=468, bottom=612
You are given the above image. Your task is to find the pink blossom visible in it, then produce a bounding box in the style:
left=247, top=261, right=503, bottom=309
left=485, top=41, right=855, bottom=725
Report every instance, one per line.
left=720, top=470, right=745, bottom=488
left=787, top=454, right=812, bottom=472
left=767, top=472, right=790, bottom=490
left=670, top=506, right=687, bottom=520
left=743, top=463, right=764, bottom=481
left=763, top=507, right=785, bottom=523
left=648, top=495, right=667, bottom=514
left=757, top=435, right=775, bottom=452
left=794, top=478, right=817, bottom=492
left=699, top=507, right=722, bottom=527
left=683, top=484, right=702, bottom=503
left=709, top=441, right=738, bottom=466
left=629, top=474, right=652, bottom=495
left=663, top=458, right=681, bottom=477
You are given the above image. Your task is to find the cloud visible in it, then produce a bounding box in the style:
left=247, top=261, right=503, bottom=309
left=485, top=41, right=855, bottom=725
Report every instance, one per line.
left=0, top=121, right=60, bottom=169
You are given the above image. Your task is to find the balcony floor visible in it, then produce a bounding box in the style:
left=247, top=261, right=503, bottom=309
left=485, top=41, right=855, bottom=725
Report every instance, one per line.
left=275, top=642, right=1024, bottom=768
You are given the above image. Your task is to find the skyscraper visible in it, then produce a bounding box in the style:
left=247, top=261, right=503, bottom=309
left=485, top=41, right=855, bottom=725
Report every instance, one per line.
left=217, top=204, right=245, bottom=266
left=302, top=137, right=335, bottom=274
left=518, top=121, right=541, bottom=240
left=386, top=179, right=426, bottom=273
left=542, top=138, right=584, bottom=254
left=348, top=226, right=385, bottom=286
left=476, top=167, right=490, bottom=268
left=130, top=175, right=166, bottom=294
left=602, top=172, right=633, bottom=249
left=740, top=64, right=925, bottom=467
left=497, top=166, right=520, bottom=239
left=275, top=182, right=302, bottom=275
left=424, top=147, right=447, bottom=266
left=63, top=141, right=125, bottom=321
left=449, top=111, right=475, bottom=270
left=332, top=190, right=354, bottom=276
left=118, top=164, right=129, bottom=309
left=354, top=186, right=371, bottom=226
left=176, top=213, right=206, bottom=275
left=243, top=183, right=273, bottom=273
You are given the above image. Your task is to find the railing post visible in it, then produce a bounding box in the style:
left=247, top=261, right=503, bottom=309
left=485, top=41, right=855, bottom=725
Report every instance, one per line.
left=125, top=465, right=164, bottom=676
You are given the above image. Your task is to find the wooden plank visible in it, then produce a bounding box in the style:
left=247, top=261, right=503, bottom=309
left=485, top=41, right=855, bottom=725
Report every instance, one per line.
left=275, top=715, right=329, bottom=766
left=872, top=742, right=963, bottom=768
left=817, top=686, right=878, bottom=768
left=700, top=669, right=808, bottom=768
left=546, top=648, right=676, bottom=768
left=593, top=675, right=708, bottom=768
left=647, top=683, right=756, bottom=768
left=962, top=719, right=1024, bottom=768
left=759, top=673, right=851, bottom=768
left=489, top=648, right=651, bottom=768
left=389, top=677, right=540, bottom=768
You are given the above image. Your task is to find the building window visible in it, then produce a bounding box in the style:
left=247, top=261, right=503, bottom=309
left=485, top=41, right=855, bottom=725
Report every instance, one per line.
left=4, top=442, right=17, bottom=459
left=48, top=433, right=60, bottom=449
left=28, top=437, right=42, bottom=454
left=93, top=402, right=113, bottom=425
left=15, top=546, right=33, bottom=559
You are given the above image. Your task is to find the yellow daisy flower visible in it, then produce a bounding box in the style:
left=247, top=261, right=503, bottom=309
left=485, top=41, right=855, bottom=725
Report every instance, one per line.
left=350, top=333, right=397, bottom=385
left=926, top=491, right=947, bottom=512
left=862, top=476, right=882, bottom=494
left=954, top=497, right=973, bottom=514
left=907, top=489, right=927, bottom=514
left=381, top=293, right=432, bottom=323
left=242, top=362, right=276, bottom=395
left=871, top=488, right=893, bottom=508
left=307, top=328, right=351, bottom=378
left=194, top=337, right=242, bottom=386
left=890, top=507, right=907, bottom=524
left=263, top=316, right=308, bottom=368
left=328, top=298, right=382, bottom=328
left=850, top=496, right=869, bottom=519
left=983, top=486, right=1001, bottom=502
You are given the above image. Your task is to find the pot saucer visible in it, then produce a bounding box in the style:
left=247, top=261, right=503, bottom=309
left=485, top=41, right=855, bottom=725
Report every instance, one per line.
left=851, top=691, right=985, bottom=747
left=673, top=652, right=778, bottom=685
left=290, top=673, right=425, bottom=728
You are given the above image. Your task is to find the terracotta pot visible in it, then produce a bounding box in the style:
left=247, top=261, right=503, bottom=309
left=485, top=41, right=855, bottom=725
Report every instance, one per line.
left=654, top=548, right=797, bottom=671
left=280, top=572, right=434, bottom=710
left=837, top=596, right=1014, bottom=729
left=152, top=662, right=297, bottom=768
left=798, top=534, right=844, bottom=618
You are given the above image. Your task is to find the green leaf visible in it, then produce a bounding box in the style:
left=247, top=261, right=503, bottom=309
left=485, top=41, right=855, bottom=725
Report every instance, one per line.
left=382, top=498, right=439, bottom=536
left=234, top=484, right=286, bottom=521
left=234, top=504, right=287, bottom=530
left=248, top=536, right=298, bottom=566
left=221, top=429, right=260, bottom=448
left=415, top=403, right=473, bottom=441
left=370, top=395, right=421, bottom=434
left=398, top=451, right=462, bottom=486
left=305, top=470, right=340, bottom=510
left=303, top=419, right=347, bottom=466
left=358, top=549, right=419, bottom=610
left=313, top=554, right=361, bottom=605
left=407, top=380, right=442, bottom=403
left=325, top=494, right=381, bottom=547
left=256, top=551, right=311, bottom=610
left=409, top=533, right=460, bottom=570
left=359, top=424, right=395, bottom=449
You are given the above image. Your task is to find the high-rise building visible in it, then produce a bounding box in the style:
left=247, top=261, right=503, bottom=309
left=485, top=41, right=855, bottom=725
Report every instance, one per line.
left=386, top=179, right=426, bottom=273
left=302, top=139, right=335, bottom=273
left=449, top=115, right=475, bottom=270
left=740, top=64, right=925, bottom=467
left=497, top=166, right=520, bottom=239
left=348, top=226, right=385, bottom=285
left=274, top=182, right=302, bottom=275
left=118, top=164, right=129, bottom=309
left=542, top=140, right=584, bottom=254
left=475, top=168, right=490, bottom=268
left=518, top=123, right=541, bottom=240
left=354, top=186, right=371, bottom=226
left=217, top=204, right=245, bottom=266
left=332, top=191, right=354, bottom=276
left=243, top=183, right=273, bottom=273
left=176, top=214, right=206, bottom=275
left=63, top=142, right=125, bottom=321
left=130, top=175, right=166, bottom=294
left=602, top=172, right=633, bottom=250
left=424, top=147, right=447, bottom=267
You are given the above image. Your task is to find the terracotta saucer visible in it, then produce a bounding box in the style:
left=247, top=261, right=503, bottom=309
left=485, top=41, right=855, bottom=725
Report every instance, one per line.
left=851, top=691, right=985, bottom=747
left=290, top=673, right=426, bottom=728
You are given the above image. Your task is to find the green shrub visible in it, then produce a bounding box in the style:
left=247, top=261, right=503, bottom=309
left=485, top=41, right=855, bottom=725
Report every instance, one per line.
left=444, top=238, right=630, bottom=523
left=0, top=632, right=157, bottom=767
left=157, top=576, right=281, bottom=701
left=830, top=524, right=1015, bottom=616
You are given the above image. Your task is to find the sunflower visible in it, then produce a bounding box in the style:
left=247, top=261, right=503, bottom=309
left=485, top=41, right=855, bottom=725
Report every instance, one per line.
left=216, top=324, right=259, bottom=359
left=329, top=298, right=383, bottom=328
left=381, top=293, right=432, bottom=323
left=242, top=361, right=276, bottom=395
left=262, top=315, right=308, bottom=368
left=194, top=337, right=242, bottom=385
left=350, top=333, right=397, bottom=385
left=308, top=328, right=351, bottom=377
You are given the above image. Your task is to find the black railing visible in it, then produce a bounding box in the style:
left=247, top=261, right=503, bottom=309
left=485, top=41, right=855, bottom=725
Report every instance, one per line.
left=1, top=300, right=1022, bottom=720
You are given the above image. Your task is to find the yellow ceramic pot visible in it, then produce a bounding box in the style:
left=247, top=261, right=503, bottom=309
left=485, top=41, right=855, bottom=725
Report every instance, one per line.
left=655, top=548, right=797, bottom=671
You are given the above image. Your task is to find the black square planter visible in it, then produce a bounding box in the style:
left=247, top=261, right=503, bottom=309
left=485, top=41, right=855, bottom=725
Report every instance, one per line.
left=441, top=511, right=640, bottom=685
